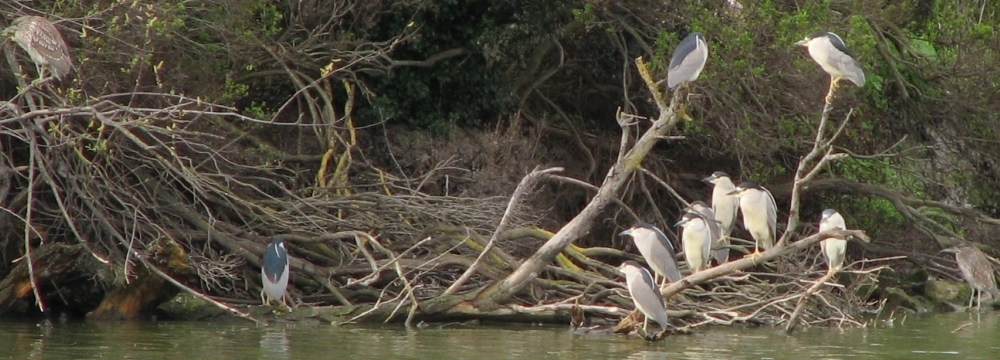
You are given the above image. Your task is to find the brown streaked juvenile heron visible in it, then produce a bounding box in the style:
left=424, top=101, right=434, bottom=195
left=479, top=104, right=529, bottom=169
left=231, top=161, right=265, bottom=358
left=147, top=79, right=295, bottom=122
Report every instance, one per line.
left=941, top=243, right=999, bottom=312
left=729, top=181, right=777, bottom=260
left=818, top=209, right=847, bottom=274
left=667, top=32, right=708, bottom=90
left=703, top=171, right=739, bottom=263
left=620, top=222, right=683, bottom=286
left=795, top=31, right=865, bottom=89
left=261, top=236, right=291, bottom=310
left=674, top=211, right=713, bottom=273
left=618, top=260, right=668, bottom=337
left=4, top=15, right=74, bottom=81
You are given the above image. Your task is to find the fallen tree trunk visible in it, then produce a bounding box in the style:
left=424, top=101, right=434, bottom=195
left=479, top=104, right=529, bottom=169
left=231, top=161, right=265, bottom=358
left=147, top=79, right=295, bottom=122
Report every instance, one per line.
left=0, top=244, right=107, bottom=317
left=87, top=237, right=197, bottom=321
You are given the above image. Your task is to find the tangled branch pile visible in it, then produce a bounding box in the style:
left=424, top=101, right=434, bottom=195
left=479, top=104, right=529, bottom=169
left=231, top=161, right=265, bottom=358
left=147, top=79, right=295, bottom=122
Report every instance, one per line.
left=2, top=0, right=999, bottom=335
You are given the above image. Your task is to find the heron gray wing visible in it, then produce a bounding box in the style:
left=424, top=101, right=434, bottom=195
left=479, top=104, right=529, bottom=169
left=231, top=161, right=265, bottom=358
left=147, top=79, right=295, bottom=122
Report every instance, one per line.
left=667, top=55, right=706, bottom=88
left=669, top=34, right=700, bottom=69
left=763, top=186, right=778, bottom=242
left=825, top=35, right=865, bottom=86
left=699, top=208, right=722, bottom=243
left=651, top=226, right=683, bottom=282
left=825, top=33, right=856, bottom=58
left=638, top=266, right=662, bottom=303
left=262, top=243, right=288, bottom=282
left=667, top=34, right=707, bottom=89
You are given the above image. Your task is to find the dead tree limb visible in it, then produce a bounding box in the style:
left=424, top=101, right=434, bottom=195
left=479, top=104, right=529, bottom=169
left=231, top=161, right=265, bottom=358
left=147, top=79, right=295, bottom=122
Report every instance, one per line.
left=458, top=57, right=685, bottom=311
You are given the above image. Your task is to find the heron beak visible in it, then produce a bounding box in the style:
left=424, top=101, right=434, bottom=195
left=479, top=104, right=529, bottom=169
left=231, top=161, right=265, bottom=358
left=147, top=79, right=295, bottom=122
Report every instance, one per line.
left=938, top=247, right=958, bottom=254
left=673, top=219, right=686, bottom=227
left=701, top=176, right=714, bottom=183
left=619, top=229, right=633, bottom=237
left=727, top=189, right=742, bottom=196
left=795, top=39, right=808, bottom=46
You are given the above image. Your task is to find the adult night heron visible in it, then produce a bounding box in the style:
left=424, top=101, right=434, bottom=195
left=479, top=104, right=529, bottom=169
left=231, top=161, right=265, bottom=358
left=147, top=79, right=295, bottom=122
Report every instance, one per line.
left=667, top=32, right=708, bottom=90
left=729, top=182, right=777, bottom=258
left=261, top=236, right=290, bottom=308
left=674, top=211, right=713, bottom=273
left=685, top=201, right=721, bottom=257
left=620, top=222, right=683, bottom=286
left=618, top=260, right=669, bottom=336
left=703, top=171, right=740, bottom=263
left=818, top=209, right=847, bottom=274
left=941, top=243, right=999, bottom=311
left=4, top=16, right=74, bottom=81
left=795, top=31, right=865, bottom=88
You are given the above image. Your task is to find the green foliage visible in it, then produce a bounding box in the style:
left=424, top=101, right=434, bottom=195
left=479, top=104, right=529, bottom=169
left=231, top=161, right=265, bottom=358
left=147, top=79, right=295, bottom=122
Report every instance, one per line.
left=356, top=0, right=574, bottom=132
left=825, top=158, right=924, bottom=234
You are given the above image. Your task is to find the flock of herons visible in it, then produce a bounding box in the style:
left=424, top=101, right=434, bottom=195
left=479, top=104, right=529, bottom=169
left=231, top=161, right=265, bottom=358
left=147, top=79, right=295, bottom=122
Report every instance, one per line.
left=613, top=31, right=996, bottom=338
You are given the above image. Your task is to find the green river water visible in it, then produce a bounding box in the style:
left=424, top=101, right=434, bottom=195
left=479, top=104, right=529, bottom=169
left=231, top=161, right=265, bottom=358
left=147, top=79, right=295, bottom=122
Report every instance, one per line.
left=1, top=312, right=998, bottom=359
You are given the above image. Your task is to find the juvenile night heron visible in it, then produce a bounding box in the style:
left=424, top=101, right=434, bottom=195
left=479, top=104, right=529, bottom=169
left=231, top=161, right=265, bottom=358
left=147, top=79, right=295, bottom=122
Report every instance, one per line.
left=941, top=243, right=999, bottom=312
left=818, top=209, right=847, bottom=274
left=4, top=16, right=74, bottom=81
left=703, top=171, right=740, bottom=263
left=620, top=222, right=683, bottom=286
left=674, top=211, right=713, bottom=273
left=795, top=31, right=865, bottom=88
left=618, top=260, right=669, bottom=336
left=261, top=236, right=291, bottom=309
left=729, top=182, right=777, bottom=259
left=667, top=32, right=708, bottom=90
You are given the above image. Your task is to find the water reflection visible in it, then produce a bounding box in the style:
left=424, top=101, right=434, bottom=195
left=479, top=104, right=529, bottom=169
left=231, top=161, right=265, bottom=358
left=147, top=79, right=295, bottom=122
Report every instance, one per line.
left=260, top=328, right=289, bottom=359
left=0, top=313, right=997, bottom=359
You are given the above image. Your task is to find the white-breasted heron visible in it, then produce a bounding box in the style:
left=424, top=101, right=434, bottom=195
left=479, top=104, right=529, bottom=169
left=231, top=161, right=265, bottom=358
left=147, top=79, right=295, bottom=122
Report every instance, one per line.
left=620, top=222, right=683, bottom=286
left=941, top=243, right=999, bottom=312
left=674, top=211, right=713, bottom=273
left=667, top=32, right=708, bottom=90
left=618, top=260, right=668, bottom=337
left=729, top=181, right=777, bottom=260
left=796, top=31, right=865, bottom=89
left=261, top=236, right=291, bottom=308
left=818, top=209, right=847, bottom=274
left=703, top=171, right=740, bottom=263
left=4, top=16, right=74, bottom=81
left=685, top=201, right=721, bottom=262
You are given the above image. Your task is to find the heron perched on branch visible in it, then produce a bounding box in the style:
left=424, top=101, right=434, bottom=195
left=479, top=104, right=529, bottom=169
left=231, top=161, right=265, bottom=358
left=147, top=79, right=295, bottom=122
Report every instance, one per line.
left=818, top=209, right=847, bottom=274
left=620, top=222, right=682, bottom=286
left=667, top=32, right=708, bottom=90
left=4, top=15, right=74, bottom=81
left=941, top=242, right=998, bottom=312
left=796, top=31, right=864, bottom=98
left=729, top=182, right=777, bottom=261
left=703, top=171, right=739, bottom=263
left=675, top=211, right=713, bottom=273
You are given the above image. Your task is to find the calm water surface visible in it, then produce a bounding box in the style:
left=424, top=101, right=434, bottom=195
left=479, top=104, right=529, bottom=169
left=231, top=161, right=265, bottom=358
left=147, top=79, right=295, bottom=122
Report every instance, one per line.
left=1, top=313, right=998, bottom=359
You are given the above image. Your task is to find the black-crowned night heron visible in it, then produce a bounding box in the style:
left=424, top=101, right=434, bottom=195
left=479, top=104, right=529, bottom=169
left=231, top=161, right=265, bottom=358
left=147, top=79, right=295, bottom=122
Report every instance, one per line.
left=729, top=182, right=777, bottom=259
left=674, top=211, right=713, bottom=273
left=620, top=222, right=683, bottom=286
left=261, top=236, right=290, bottom=308
left=618, top=260, right=668, bottom=336
left=941, top=243, right=999, bottom=311
left=667, top=32, right=708, bottom=90
left=818, top=209, right=847, bottom=274
left=703, top=171, right=740, bottom=263
left=795, top=31, right=865, bottom=89
left=4, top=16, right=74, bottom=81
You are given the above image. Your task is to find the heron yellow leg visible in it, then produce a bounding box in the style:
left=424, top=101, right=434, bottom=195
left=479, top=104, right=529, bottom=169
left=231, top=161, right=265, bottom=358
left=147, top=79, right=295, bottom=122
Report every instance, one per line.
left=825, top=77, right=841, bottom=105
left=743, top=241, right=762, bottom=264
